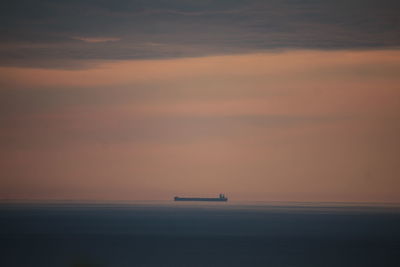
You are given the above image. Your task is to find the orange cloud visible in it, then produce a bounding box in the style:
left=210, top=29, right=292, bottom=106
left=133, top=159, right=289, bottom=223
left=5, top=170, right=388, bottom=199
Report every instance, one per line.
left=1, top=49, right=399, bottom=89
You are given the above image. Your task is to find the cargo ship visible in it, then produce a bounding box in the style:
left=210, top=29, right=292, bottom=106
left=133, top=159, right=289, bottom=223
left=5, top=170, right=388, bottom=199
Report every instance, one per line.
left=174, top=194, right=228, bottom=202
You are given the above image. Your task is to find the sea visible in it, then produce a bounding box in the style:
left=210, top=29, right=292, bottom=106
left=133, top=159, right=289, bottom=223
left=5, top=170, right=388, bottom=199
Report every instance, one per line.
left=1, top=201, right=399, bottom=267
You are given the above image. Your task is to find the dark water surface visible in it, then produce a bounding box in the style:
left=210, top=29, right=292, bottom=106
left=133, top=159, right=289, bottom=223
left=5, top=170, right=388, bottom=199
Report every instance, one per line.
left=1, top=201, right=399, bottom=267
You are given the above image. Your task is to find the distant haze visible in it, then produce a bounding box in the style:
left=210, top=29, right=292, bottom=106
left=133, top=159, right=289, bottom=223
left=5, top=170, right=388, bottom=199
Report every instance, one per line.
left=1, top=1, right=400, bottom=202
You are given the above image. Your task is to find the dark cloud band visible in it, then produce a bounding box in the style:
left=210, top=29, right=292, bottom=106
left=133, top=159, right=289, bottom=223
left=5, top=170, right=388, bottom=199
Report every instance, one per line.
left=1, top=0, right=400, bottom=68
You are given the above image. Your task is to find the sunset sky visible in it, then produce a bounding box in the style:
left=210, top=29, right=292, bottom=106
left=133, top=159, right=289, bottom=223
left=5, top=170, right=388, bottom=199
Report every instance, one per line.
left=1, top=0, right=399, bottom=202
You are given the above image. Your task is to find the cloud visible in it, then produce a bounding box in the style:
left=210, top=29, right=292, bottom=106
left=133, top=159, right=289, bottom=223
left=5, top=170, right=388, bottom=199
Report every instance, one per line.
left=1, top=49, right=399, bottom=145
left=71, top=36, right=121, bottom=43
left=1, top=0, right=400, bottom=68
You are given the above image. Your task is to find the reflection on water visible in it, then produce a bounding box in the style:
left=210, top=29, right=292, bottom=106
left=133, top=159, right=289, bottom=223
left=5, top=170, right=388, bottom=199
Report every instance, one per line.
left=1, top=201, right=399, bottom=267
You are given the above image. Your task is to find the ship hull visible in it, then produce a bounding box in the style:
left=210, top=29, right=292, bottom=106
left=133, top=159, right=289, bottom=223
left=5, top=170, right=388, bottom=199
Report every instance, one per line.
left=174, top=197, right=227, bottom=202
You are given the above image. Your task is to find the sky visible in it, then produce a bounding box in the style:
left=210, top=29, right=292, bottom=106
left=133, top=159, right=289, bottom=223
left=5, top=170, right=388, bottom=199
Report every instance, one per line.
left=1, top=0, right=400, bottom=202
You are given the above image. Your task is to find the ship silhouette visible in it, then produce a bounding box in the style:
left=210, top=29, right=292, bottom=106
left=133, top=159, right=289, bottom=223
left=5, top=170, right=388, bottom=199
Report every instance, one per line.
left=174, top=194, right=228, bottom=202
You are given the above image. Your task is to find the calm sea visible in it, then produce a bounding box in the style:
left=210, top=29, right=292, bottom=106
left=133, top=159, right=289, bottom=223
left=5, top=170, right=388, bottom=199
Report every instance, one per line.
left=1, top=201, right=399, bottom=267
